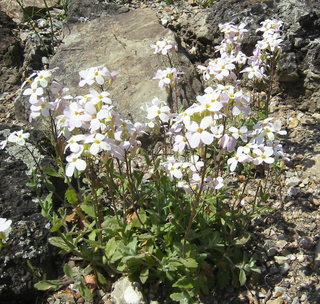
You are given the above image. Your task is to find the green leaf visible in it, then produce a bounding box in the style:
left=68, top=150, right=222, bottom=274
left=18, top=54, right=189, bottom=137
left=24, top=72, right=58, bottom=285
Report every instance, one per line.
left=139, top=267, right=149, bottom=284
left=181, top=258, right=198, bottom=268
left=44, top=180, right=56, bottom=192
left=43, top=166, right=63, bottom=177
left=105, top=237, right=116, bottom=259
left=140, top=148, right=152, bottom=166
left=81, top=204, right=96, bottom=218
left=96, top=187, right=104, bottom=196
left=27, top=260, right=34, bottom=274
left=34, top=280, right=61, bottom=291
left=49, top=236, right=71, bottom=252
left=65, top=187, right=78, bottom=205
left=50, top=219, right=64, bottom=232
left=173, top=276, right=194, bottom=289
left=239, top=269, right=246, bottom=286
left=79, top=281, right=93, bottom=300
left=96, top=270, right=108, bottom=285
left=64, top=263, right=73, bottom=279
left=41, top=193, right=53, bottom=217
left=170, top=292, right=186, bottom=301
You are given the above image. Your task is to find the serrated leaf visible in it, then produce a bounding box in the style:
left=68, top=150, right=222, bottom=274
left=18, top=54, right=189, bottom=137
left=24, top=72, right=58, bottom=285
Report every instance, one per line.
left=81, top=204, right=96, bottom=218
left=139, top=267, right=149, bottom=284
left=96, top=188, right=104, bottom=196
left=64, top=263, right=73, bottom=279
left=172, top=276, right=194, bottom=289
left=105, top=237, right=116, bottom=259
left=170, top=292, right=186, bottom=301
left=41, top=193, right=53, bottom=217
left=181, top=258, right=198, bottom=268
left=239, top=269, right=246, bottom=286
left=50, top=219, right=64, bottom=232
left=49, top=236, right=71, bottom=252
left=43, top=167, right=62, bottom=177
left=65, top=187, right=77, bottom=205
left=34, top=280, right=61, bottom=291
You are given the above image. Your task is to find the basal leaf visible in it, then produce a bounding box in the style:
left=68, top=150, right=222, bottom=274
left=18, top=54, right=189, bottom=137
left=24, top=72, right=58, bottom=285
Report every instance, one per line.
left=34, top=280, right=61, bottom=291
left=172, top=276, right=194, bottom=289
left=105, top=237, right=116, bottom=259
left=239, top=269, right=246, bottom=286
left=64, top=263, right=73, bottom=279
left=139, top=267, right=149, bottom=284
left=81, top=204, right=96, bottom=218
left=65, top=187, right=78, bottom=205
left=49, top=236, right=71, bottom=252
left=181, top=258, right=198, bottom=268
left=42, top=167, right=62, bottom=178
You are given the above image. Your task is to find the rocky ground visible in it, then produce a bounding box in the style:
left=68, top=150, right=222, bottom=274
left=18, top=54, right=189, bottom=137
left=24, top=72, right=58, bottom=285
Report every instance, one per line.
left=1, top=0, right=320, bottom=303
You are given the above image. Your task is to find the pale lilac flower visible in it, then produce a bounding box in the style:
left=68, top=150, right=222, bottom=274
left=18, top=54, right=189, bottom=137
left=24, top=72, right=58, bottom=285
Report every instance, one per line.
left=232, top=92, right=251, bottom=116
left=65, top=102, right=91, bottom=131
left=29, top=98, right=55, bottom=122
left=173, top=135, right=188, bottom=152
left=153, top=69, right=171, bottom=88
left=229, top=126, right=248, bottom=142
left=150, top=40, right=171, bottom=55
left=183, top=155, right=204, bottom=172
left=206, top=176, right=224, bottom=190
left=79, top=65, right=108, bottom=87
left=211, top=124, right=224, bottom=139
left=248, top=129, right=265, bottom=145
left=221, top=133, right=237, bottom=152
left=211, top=58, right=235, bottom=81
left=241, top=64, right=264, bottom=79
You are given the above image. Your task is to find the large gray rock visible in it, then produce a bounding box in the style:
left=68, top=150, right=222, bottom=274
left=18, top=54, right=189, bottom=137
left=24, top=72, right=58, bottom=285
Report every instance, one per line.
left=49, top=2, right=202, bottom=123
left=0, top=11, right=21, bottom=94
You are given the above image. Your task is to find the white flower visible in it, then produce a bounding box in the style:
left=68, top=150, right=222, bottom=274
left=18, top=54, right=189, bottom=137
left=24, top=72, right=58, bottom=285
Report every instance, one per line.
left=8, top=130, right=30, bottom=146
left=253, top=146, right=274, bottom=165
left=227, top=146, right=248, bottom=172
left=165, top=162, right=183, bottom=181
left=0, top=218, right=12, bottom=242
left=23, top=81, right=44, bottom=104
left=65, top=147, right=87, bottom=177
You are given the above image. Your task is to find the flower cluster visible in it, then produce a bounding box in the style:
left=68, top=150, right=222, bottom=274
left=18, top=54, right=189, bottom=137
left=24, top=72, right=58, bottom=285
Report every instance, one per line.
left=241, top=19, right=283, bottom=80
left=143, top=22, right=288, bottom=192
left=0, top=130, right=30, bottom=149
left=4, top=65, right=145, bottom=178
left=150, top=38, right=178, bottom=55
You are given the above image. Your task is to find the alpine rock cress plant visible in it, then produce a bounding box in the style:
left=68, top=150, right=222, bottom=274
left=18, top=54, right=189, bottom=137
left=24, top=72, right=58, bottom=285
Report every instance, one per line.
left=1, top=20, right=289, bottom=303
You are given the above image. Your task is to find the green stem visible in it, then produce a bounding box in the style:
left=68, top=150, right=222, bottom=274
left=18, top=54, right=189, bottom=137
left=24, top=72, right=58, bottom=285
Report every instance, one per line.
left=182, top=145, right=207, bottom=259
